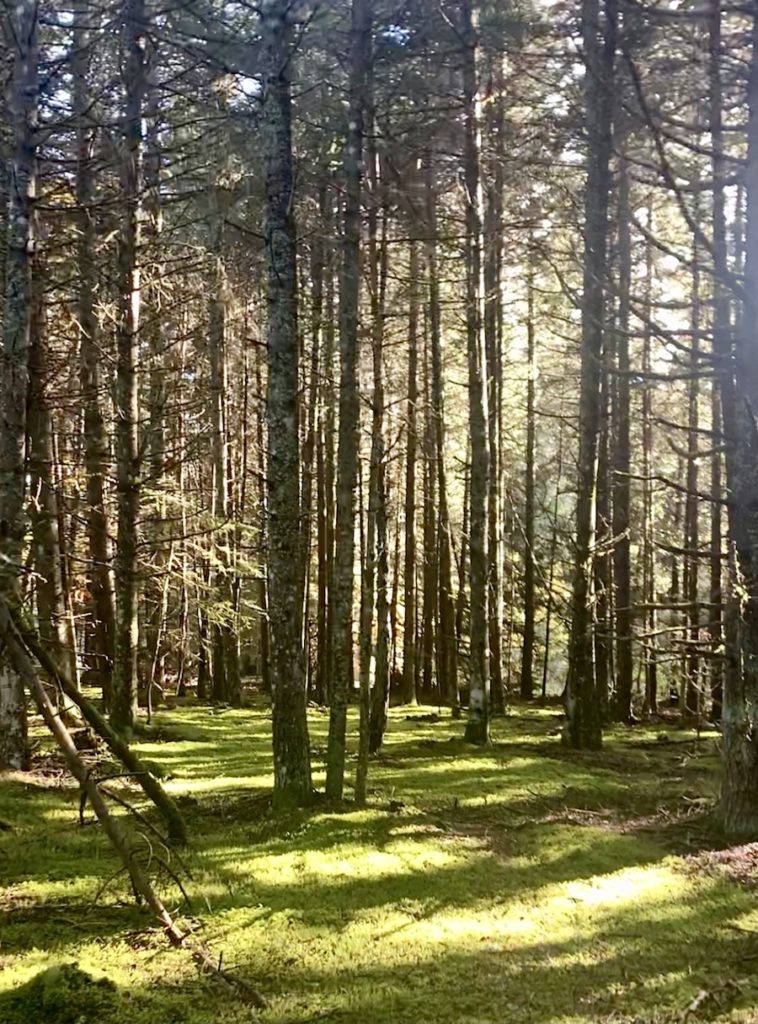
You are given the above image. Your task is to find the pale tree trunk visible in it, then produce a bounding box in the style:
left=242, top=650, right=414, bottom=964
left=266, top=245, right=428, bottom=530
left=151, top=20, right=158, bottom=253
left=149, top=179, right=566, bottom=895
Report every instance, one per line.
left=0, top=0, right=37, bottom=769
left=461, top=0, right=490, bottom=745
left=207, top=135, right=241, bottom=706
left=144, top=44, right=169, bottom=699
left=564, top=0, right=616, bottom=749
left=301, top=185, right=326, bottom=696
left=73, top=0, right=115, bottom=703
left=111, top=0, right=147, bottom=735
left=326, top=0, right=372, bottom=800
left=254, top=341, right=271, bottom=692
left=261, top=0, right=312, bottom=809
left=683, top=233, right=701, bottom=719
left=484, top=65, right=505, bottom=716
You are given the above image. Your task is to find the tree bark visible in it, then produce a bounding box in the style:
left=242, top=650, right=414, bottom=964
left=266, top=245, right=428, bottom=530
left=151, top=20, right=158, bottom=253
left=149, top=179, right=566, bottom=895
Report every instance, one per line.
left=612, top=153, right=633, bottom=722
left=715, top=0, right=758, bottom=835
left=326, top=0, right=371, bottom=800
left=564, top=0, right=616, bottom=750
left=261, top=0, right=312, bottom=809
left=401, top=240, right=419, bottom=707
left=520, top=256, right=537, bottom=700
left=0, top=0, right=37, bottom=770
left=461, top=0, right=490, bottom=745
left=484, top=64, right=505, bottom=716
left=425, top=159, right=459, bottom=714
left=111, top=0, right=148, bottom=735
left=73, top=0, right=115, bottom=704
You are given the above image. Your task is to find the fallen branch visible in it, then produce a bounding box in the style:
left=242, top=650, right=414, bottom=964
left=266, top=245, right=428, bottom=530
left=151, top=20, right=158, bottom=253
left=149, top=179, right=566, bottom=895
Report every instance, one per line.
left=0, top=602, right=266, bottom=1010
left=5, top=598, right=187, bottom=846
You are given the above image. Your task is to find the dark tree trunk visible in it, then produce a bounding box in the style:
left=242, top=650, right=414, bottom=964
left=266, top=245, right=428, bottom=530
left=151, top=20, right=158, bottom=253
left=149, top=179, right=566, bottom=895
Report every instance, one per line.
left=111, top=0, right=148, bottom=735
left=401, top=240, right=419, bottom=707
left=520, top=257, right=537, bottom=700
left=73, top=0, right=115, bottom=704
left=326, top=0, right=372, bottom=800
left=261, top=0, right=312, bottom=809
left=612, top=153, right=633, bottom=722
left=708, top=0, right=726, bottom=724
left=0, top=0, right=37, bottom=768
left=461, top=0, right=490, bottom=745
left=425, top=157, right=458, bottom=713
left=564, top=0, right=616, bottom=750
left=715, top=0, right=758, bottom=836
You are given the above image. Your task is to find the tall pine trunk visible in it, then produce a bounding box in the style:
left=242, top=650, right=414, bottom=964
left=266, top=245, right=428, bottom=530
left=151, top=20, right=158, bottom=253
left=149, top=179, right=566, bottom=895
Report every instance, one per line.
left=326, top=0, right=372, bottom=800
left=111, top=0, right=147, bottom=734
left=401, top=240, right=419, bottom=707
left=426, top=158, right=459, bottom=713
left=612, top=153, right=633, bottom=722
left=0, top=0, right=37, bottom=769
left=520, top=257, right=537, bottom=700
left=261, top=0, right=312, bottom=809
left=715, top=0, right=758, bottom=835
left=73, top=0, right=115, bottom=703
left=564, top=0, right=616, bottom=750
left=461, top=0, right=490, bottom=745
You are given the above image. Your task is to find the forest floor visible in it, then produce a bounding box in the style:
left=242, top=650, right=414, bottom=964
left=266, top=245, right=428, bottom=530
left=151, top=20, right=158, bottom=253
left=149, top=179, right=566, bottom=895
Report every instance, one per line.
left=1, top=700, right=758, bottom=1024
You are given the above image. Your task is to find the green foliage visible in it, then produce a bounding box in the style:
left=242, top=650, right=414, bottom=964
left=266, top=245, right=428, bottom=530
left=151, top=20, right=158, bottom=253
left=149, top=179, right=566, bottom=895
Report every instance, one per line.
left=0, top=963, right=118, bottom=1024
left=0, top=706, right=756, bottom=1023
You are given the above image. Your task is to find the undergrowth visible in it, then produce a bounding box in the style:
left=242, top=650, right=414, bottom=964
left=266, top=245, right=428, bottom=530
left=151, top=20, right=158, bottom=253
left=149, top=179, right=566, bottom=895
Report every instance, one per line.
left=0, top=702, right=756, bottom=1023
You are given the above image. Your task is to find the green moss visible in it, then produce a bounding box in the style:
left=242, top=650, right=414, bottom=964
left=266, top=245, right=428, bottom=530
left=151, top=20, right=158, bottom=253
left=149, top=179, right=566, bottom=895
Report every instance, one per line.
left=0, top=704, right=755, bottom=1023
left=0, top=963, right=118, bottom=1024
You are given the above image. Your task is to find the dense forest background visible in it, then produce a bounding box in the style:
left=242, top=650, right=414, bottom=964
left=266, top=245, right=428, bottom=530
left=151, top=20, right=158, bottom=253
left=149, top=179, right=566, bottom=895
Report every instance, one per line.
left=2, top=0, right=758, bottom=843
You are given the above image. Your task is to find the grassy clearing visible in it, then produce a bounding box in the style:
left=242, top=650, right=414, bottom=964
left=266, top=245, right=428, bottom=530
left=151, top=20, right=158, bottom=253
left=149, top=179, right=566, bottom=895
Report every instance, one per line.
left=1, top=703, right=757, bottom=1023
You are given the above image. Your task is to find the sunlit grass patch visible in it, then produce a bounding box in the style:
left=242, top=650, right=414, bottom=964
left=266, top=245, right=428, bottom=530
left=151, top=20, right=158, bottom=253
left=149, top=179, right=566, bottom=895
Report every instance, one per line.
left=0, top=701, right=756, bottom=1023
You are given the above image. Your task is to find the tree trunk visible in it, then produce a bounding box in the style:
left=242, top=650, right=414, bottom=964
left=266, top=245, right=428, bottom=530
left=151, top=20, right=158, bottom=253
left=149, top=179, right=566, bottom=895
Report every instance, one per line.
left=708, top=0, right=726, bottom=724
left=0, top=0, right=37, bottom=769
left=484, top=67, right=505, bottom=716
left=715, top=0, right=758, bottom=835
left=401, top=240, right=419, bottom=707
left=356, top=136, right=388, bottom=800
left=207, top=155, right=240, bottom=706
left=28, top=266, right=69, bottom=686
left=261, top=0, right=312, bottom=809
left=461, top=0, right=490, bottom=745
left=641, top=216, right=658, bottom=715
left=73, top=0, right=115, bottom=704
left=564, top=0, right=616, bottom=750
left=612, top=153, right=633, bottom=722
left=426, top=158, right=459, bottom=713
left=683, top=233, right=701, bottom=720
left=326, top=0, right=372, bottom=800
left=520, top=256, right=537, bottom=700
left=421, top=324, right=438, bottom=703
left=111, top=0, right=148, bottom=735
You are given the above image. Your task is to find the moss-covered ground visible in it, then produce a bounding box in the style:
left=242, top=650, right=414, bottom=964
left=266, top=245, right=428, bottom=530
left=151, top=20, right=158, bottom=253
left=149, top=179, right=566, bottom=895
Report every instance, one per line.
left=1, top=702, right=757, bottom=1023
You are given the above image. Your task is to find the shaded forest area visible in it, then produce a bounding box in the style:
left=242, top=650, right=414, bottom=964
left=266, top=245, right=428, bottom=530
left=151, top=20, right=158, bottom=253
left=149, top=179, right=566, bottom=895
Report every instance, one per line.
left=2, top=0, right=758, bottom=1020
